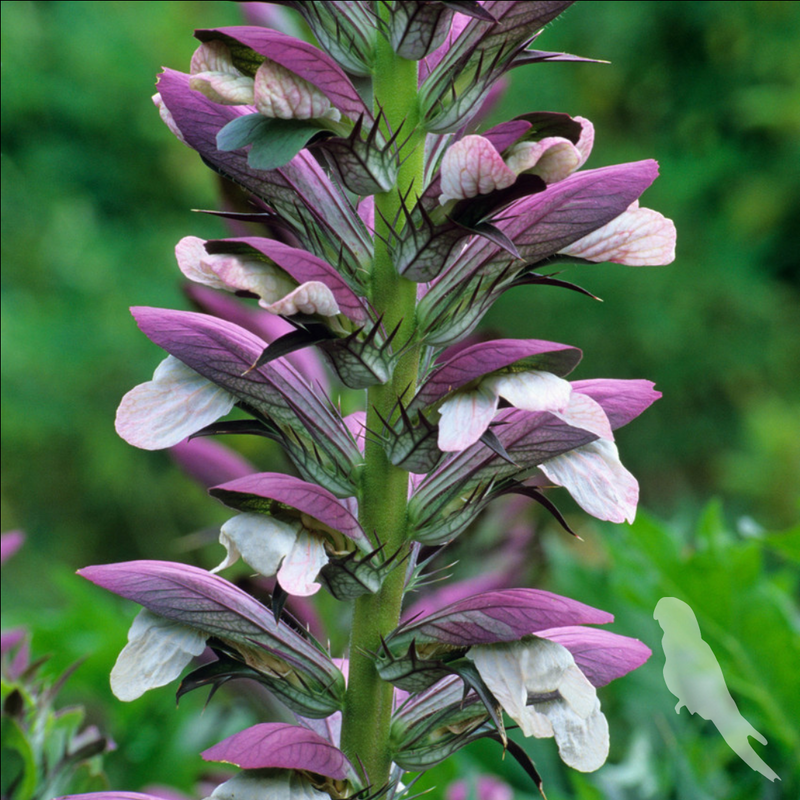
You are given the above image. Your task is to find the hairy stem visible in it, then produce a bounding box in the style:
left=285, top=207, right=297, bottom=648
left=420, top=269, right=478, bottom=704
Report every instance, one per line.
left=339, top=13, right=426, bottom=789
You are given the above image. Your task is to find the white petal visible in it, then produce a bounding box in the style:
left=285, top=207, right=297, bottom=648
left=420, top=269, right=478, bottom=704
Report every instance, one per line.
left=277, top=529, right=329, bottom=596
left=556, top=663, right=599, bottom=719
left=115, top=356, right=235, bottom=450
left=470, top=638, right=607, bottom=770
left=207, top=770, right=330, bottom=800
left=468, top=643, right=530, bottom=729
left=261, top=281, right=340, bottom=317
left=517, top=636, right=581, bottom=695
left=438, top=135, right=517, bottom=204
left=504, top=137, right=582, bottom=183
left=486, top=370, right=572, bottom=414
left=110, top=609, right=206, bottom=701
left=559, top=203, right=677, bottom=266
left=538, top=695, right=609, bottom=772
left=437, top=387, right=499, bottom=451
left=254, top=58, right=340, bottom=121
left=540, top=439, right=639, bottom=523
left=552, top=391, right=614, bottom=440
left=573, top=116, right=595, bottom=168
left=189, top=71, right=255, bottom=105
left=213, top=512, right=299, bottom=579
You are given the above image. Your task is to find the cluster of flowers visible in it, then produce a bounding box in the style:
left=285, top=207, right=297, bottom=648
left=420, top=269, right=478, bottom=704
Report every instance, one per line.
left=63, top=2, right=675, bottom=799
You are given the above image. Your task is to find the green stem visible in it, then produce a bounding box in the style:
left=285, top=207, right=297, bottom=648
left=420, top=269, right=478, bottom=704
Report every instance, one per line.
left=339, top=13, right=426, bottom=789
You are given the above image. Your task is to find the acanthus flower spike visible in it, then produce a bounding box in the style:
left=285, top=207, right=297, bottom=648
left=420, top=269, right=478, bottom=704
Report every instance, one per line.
left=95, top=2, right=677, bottom=794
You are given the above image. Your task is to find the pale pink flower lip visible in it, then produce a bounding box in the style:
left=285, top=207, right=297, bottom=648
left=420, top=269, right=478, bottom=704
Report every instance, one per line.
left=560, top=200, right=677, bottom=265
left=439, top=135, right=517, bottom=204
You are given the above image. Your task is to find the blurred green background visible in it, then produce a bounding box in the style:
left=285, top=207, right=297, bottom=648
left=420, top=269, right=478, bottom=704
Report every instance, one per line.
left=1, top=2, right=798, bottom=799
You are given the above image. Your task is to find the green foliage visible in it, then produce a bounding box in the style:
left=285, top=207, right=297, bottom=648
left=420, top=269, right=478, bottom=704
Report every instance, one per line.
left=1, top=642, right=109, bottom=799
left=408, top=504, right=798, bottom=799
left=2, top=559, right=260, bottom=795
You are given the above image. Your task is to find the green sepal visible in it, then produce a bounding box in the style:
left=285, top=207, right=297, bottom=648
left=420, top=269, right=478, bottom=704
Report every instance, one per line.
left=384, top=403, right=442, bottom=474
left=376, top=639, right=466, bottom=693
left=192, top=415, right=359, bottom=499
left=407, top=480, right=493, bottom=546
left=392, top=721, right=492, bottom=772
left=178, top=648, right=345, bottom=719
left=217, top=113, right=329, bottom=171
left=319, top=543, right=407, bottom=601
left=318, top=317, right=400, bottom=389
left=318, top=113, right=399, bottom=195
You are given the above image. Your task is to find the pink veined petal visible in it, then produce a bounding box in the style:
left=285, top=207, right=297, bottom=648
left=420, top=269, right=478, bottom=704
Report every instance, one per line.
left=486, top=370, right=572, bottom=414
left=189, top=42, right=254, bottom=105
left=277, top=529, right=329, bottom=596
left=540, top=440, right=639, bottom=524
left=211, top=254, right=297, bottom=302
left=559, top=202, right=677, bottom=266
left=260, top=281, right=340, bottom=316
left=437, top=387, right=499, bottom=451
left=176, top=236, right=296, bottom=302
left=438, top=135, right=517, bottom=204
left=190, top=40, right=238, bottom=75
left=573, top=116, right=595, bottom=168
left=115, top=356, right=235, bottom=450
left=189, top=71, right=255, bottom=105
left=504, top=137, right=582, bottom=184
left=175, top=236, right=226, bottom=288
left=552, top=391, right=614, bottom=441
left=254, top=58, right=340, bottom=121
